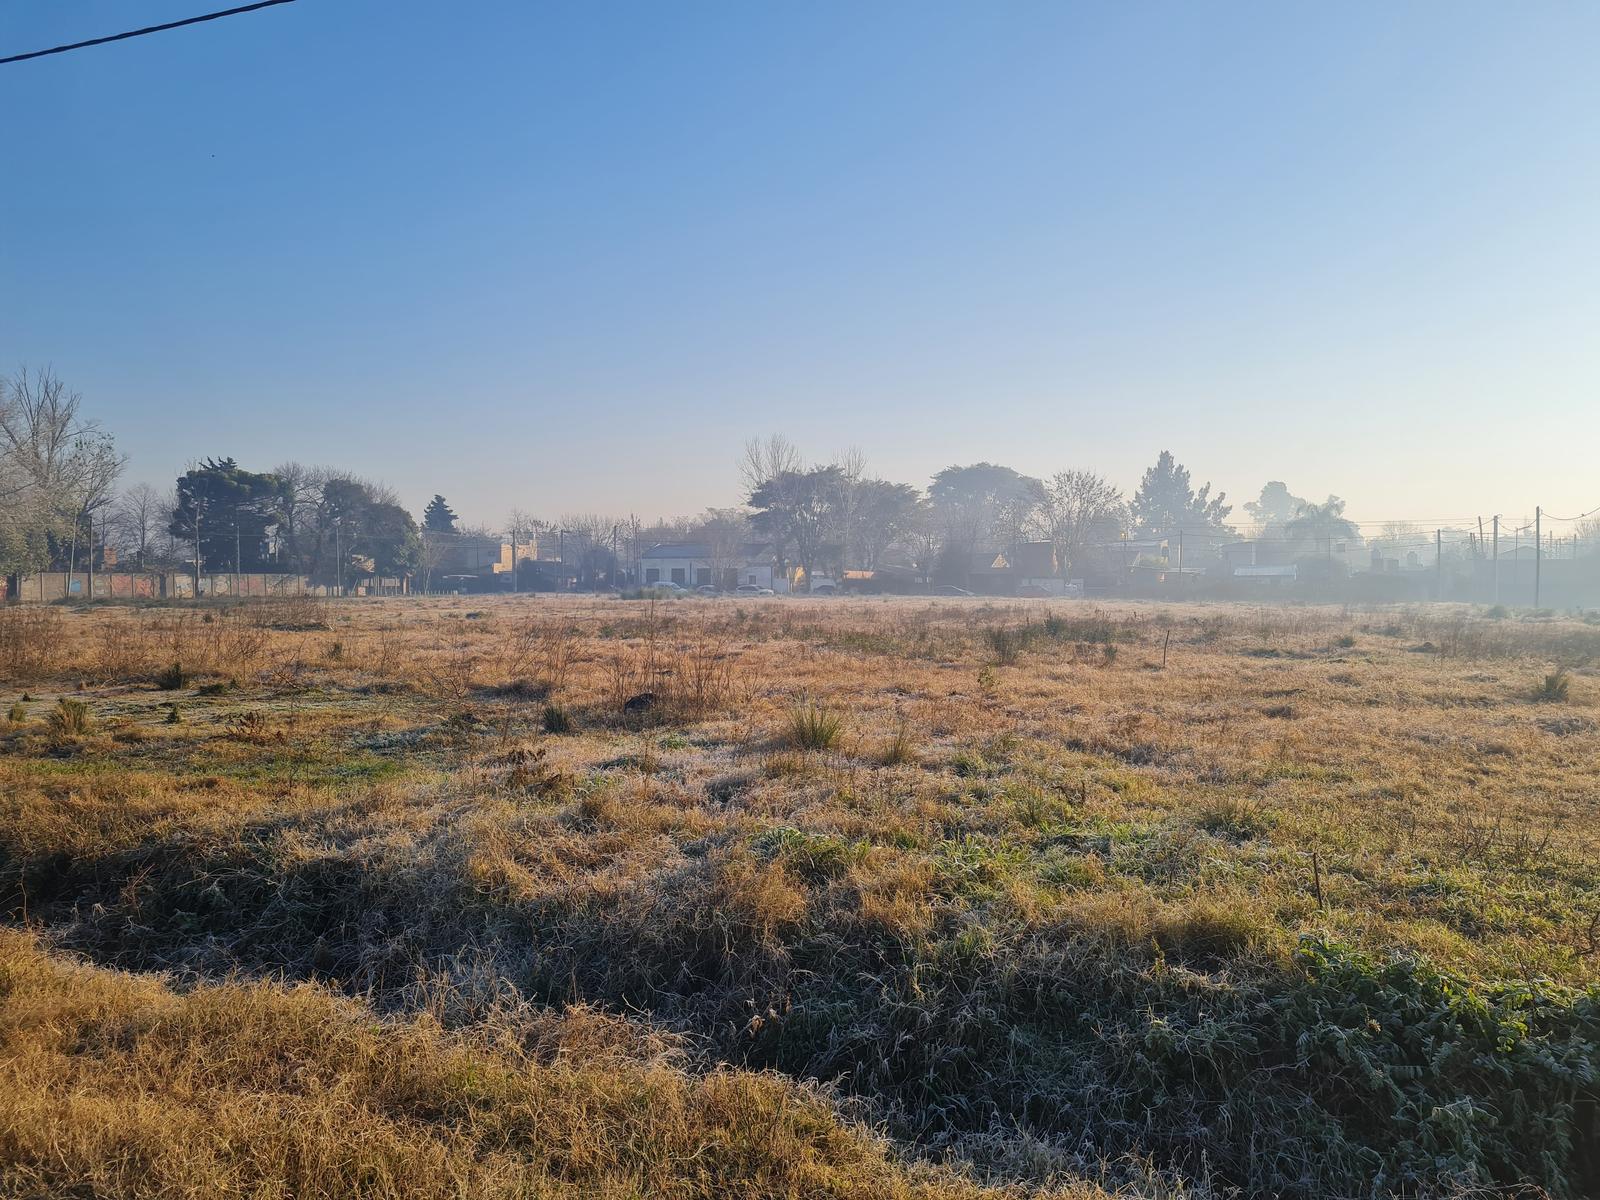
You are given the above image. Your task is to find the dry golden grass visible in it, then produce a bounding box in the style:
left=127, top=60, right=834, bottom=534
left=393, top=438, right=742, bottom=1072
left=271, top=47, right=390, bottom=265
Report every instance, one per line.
left=0, top=929, right=1086, bottom=1200
left=2, top=595, right=1599, bottom=1197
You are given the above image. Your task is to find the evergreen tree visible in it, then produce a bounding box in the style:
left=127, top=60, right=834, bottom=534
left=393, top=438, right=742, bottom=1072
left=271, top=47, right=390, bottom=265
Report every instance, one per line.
left=168, top=458, right=286, bottom=572
left=1130, top=451, right=1231, bottom=535
left=422, top=494, right=458, bottom=533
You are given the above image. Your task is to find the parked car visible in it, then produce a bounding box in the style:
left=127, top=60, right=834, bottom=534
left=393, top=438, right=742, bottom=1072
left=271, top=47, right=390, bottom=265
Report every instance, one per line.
left=1017, top=584, right=1051, bottom=598
left=932, top=585, right=974, bottom=596
left=735, top=584, right=775, bottom=596
left=694, top=584, right=721, bottom=596
left=642, top=581, right=688, bottom=596
left=810, top=583, right=839, bottom=595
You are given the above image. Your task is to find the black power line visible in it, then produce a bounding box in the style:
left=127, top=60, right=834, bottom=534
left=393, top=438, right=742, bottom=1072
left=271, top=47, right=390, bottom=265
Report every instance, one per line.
left=1, top=0, right=298, bottom=67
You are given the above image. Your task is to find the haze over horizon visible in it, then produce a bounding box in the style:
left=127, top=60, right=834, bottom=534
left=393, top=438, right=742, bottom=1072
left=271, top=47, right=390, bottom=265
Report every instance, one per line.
left=4, top=1, right=1597, bottom=530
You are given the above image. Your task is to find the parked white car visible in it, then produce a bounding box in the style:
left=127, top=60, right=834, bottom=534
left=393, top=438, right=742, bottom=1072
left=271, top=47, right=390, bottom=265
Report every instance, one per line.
left=735, top=584, right=775, bottom=596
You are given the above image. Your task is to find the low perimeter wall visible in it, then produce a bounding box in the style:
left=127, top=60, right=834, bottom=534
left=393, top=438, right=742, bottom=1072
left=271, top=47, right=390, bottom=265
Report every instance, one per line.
left=2, top=572, right=407, bottom=602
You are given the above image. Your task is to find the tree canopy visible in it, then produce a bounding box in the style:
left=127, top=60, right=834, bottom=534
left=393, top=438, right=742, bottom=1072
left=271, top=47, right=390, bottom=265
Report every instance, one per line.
left=748, top=465, right=845, bottom=588
left=1130, top=451, right=1232, bottom=535
left=1243, top=481, right=1308, bottom=533
left=1285, top=496, right=1360, bottom=548
left=168, top=458, right=285, bottom=572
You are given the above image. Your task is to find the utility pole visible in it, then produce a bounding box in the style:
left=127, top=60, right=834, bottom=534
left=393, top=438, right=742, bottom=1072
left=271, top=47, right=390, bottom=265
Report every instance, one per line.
left=1534, top=506, right=1542, bottom=609
left=612, top=524, right=619, bottom=590
left=1492, top=516, right=1499, bottom=606
left=194, top=506, right=202, bottom=598
left=1435, top=529, right=1442, bottom=599
left=66, top=507, right=78, bottom=601
left=335, top=521, right=342, bottom=598
left=1176, top=529, right=1184, bottom=595
left=234, top=518, right=241, bottom=599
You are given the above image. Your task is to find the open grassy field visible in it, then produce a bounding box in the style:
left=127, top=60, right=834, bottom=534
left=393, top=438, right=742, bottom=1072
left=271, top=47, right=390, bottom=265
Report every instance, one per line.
left=3, top=596, right=1599, bottom=1198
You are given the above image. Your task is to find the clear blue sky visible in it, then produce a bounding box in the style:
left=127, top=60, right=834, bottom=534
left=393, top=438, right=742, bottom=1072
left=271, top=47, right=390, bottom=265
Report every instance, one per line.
left=3, top=1, right=1597, bottom=531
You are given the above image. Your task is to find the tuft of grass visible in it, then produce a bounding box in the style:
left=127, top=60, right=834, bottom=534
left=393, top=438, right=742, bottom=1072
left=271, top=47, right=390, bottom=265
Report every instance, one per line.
left=153, top=661, right=188, bottom=691
left=1536, top=667, right=1571, bottom=702
left=880, top=719, right=917, bottom=766
left=7, top=701, right=26, bottom=724
left=46, top=697, right=92, bottom=738
left=541, top=701, right=574, bottom=734
left=1198, top=796, right=1275, bottom=841
left=785, top=700, right=843, bottom=751
left=984, top=627, right=1023, bottom=665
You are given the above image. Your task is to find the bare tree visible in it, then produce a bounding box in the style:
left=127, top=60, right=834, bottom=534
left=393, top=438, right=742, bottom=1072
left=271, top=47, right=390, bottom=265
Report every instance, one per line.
left=1373, top=521, right=1423, bottom=558
left=1, top=368, right=124, bottom=575
left=272, top=461, right=333, bottom=573
left=691, top=507, right=751, bottom=589
left=830, top=447, right=868, bottom=570
left=113, top=482, right=166, bottom=570
left=1036, top=470, right=1126, bottom=578
left=740, top=434, right=803, bottom=494
left=559, top=513, right=625, bottom=589
left=1575, top=517, right=1600, bottom=559
left=904, top=500, right=941, bottom=586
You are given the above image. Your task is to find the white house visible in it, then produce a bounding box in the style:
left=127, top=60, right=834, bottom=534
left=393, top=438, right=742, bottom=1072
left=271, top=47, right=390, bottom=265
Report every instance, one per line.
left=640, top=542, right=783, bottom=591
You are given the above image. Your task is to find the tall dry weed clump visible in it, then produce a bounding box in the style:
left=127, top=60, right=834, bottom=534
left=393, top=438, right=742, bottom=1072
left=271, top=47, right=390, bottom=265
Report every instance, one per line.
left=422, top=636, right=485, bottom=700
left=146, top=609, right=272, bottom=680
left=0, top=607, right=64, bottom=683
left=673, top=634, right=741, bottom=718
left=1409, top=610, right=1600, bottom=662
left=500, top=619, right=579, bottom=695
left=255, top=595, right=331, bottom=632
left=92, top=611, right=160, bottom=683
left=605, top=630, right=743, bottom=722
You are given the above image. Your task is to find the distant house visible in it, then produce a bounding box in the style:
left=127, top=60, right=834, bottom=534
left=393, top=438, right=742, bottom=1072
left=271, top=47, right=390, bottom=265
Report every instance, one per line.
left=1234, top=564, right=1298, bottom=583
left=422, top=532, right=535, bottom=588
left=963, top=549, right=1013, bottom=594
left=1002, top=542, right=1061, bottom=594
left=641, top=542, right=780, bottom=591
left=952, top=543, right=1064, bottom=595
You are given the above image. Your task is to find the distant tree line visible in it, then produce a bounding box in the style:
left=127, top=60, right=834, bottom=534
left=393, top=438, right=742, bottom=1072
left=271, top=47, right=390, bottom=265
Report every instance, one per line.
left=14, top=366, right=1577, bottom=593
